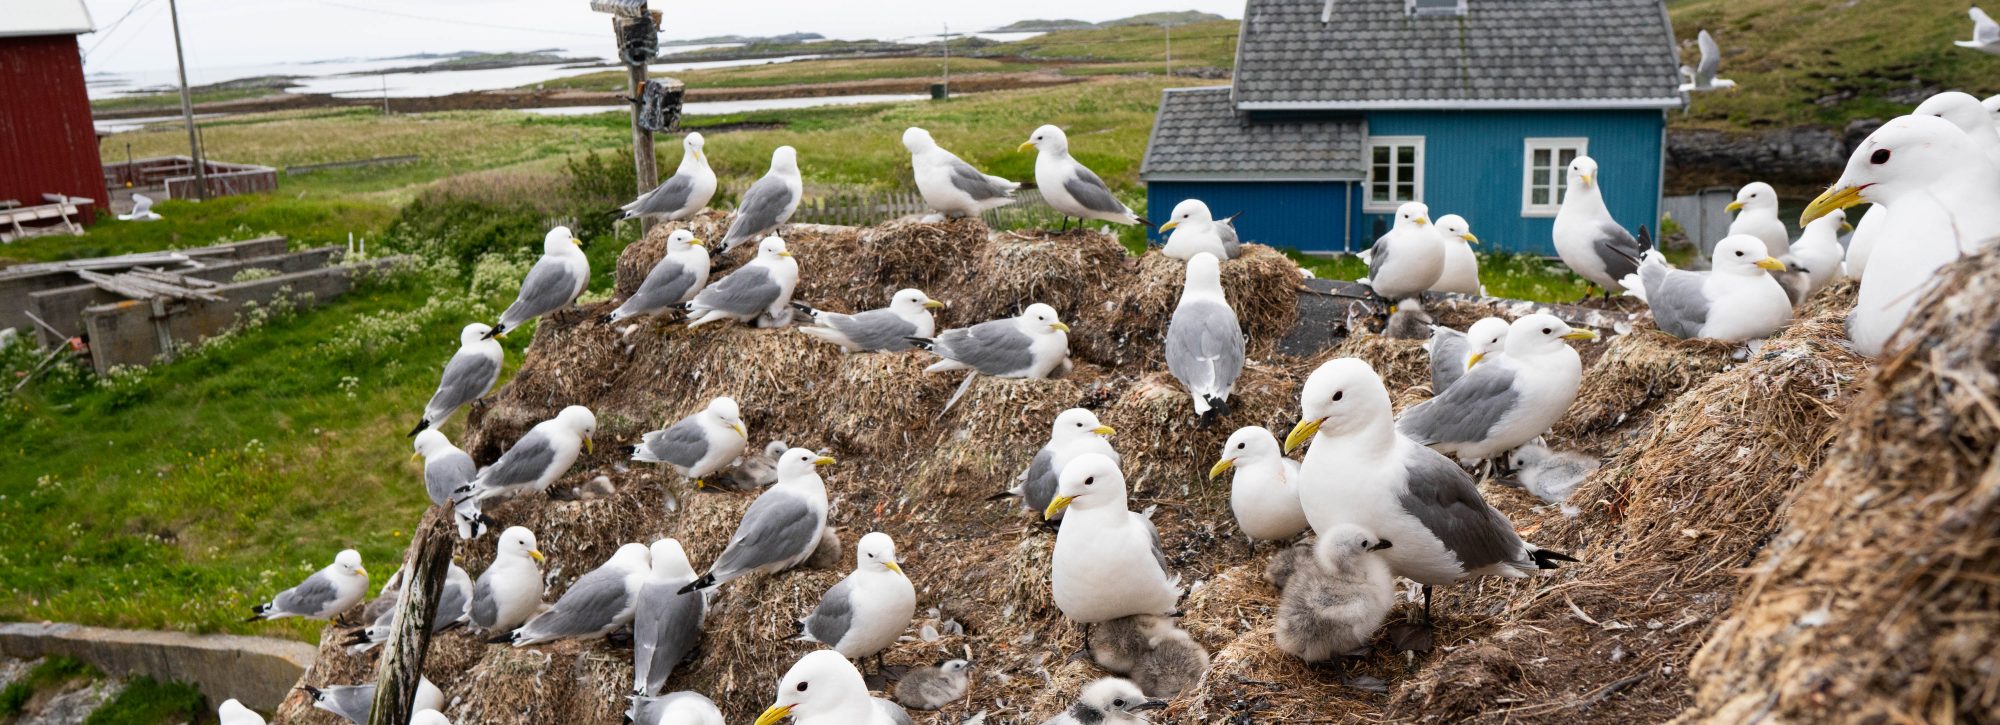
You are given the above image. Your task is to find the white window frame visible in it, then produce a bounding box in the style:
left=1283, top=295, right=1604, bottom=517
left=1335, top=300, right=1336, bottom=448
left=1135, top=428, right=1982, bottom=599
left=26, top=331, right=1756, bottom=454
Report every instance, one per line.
left=1521, top=137, right=1589, bottom=218
left=1364, top=136, right=1425, bottom=213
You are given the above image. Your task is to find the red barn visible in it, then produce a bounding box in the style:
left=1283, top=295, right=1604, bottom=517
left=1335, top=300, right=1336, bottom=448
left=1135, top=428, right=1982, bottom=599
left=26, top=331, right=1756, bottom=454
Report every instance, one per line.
left=1, top=0, right=101, bottom=224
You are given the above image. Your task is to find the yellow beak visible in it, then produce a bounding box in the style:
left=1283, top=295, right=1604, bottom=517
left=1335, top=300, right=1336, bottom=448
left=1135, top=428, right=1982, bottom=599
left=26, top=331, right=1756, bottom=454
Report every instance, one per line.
left=1414, top=217, right=1429, bottom=226
left=884, top=561, right=904, bottom=576
left=814, top=456, right=836, bottom=466
left=571, top=239, right=582, bottom=247
left=778, top=250, right=793, bottom=258
left=1158, top=220, right=1180, bottom=232
left=755, top=704, right=794, bottom=725
left=355, top=567, right=368, bottom=578
left=1018, top=141, right=1035, bottom=152
left=923, top=299, right=946, bottom=309
left=1724, top=200, right=1744, bottom=213
left=1091, top=425, right=1115, bottom=436
left=529, top=550, right=545, bottom=565
left=694, top=150, right=705, bottom=163
left=1802, top=185, right=1867, bottom=226
left=584, top=437, right=595, bottom=455
left=1579, top=173, right=1594, bottom=186
left=732, top=423, right=747, bottom=439
left=690, top=237, right=706, bottom=248
left=1466, top=352, right=1484, bottom=369
left=1755, top=257, right=1787, bottom=271
left=1562, top=329, right=1600, bottom=341
left=1462, top=233, right=1480, bottom=245
left=410, top=451, right=423, bottom=462
left=1840, top=222, right=1854, bottom=234
left=1050, top=322, right=1071, bottom=333
left=1208, top=458, right=1235, bottom=479
left=1284, top=417, right=1325, bottom=454
left=1043, top=495, right=1076, bottom=520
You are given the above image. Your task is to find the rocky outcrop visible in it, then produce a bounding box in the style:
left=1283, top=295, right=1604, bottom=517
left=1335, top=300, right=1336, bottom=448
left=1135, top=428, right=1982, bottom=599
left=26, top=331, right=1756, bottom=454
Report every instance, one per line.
left=1664, top=119, right=1884, bottom=194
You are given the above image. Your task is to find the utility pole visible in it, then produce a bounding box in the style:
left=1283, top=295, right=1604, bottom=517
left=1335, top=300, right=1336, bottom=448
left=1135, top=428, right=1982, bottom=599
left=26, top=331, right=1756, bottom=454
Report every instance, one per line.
left=382, top=74, right=390, bottom=115
left=941, top=22, right=950, bottom=97
left=166, top=0, right=207, bottom=200
left=1165, top=25, right=1173, bottom=77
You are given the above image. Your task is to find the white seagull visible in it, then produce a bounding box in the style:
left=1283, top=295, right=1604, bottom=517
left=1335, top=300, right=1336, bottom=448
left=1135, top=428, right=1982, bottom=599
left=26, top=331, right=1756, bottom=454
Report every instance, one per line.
left=409, top=322, right=503, bottom=436
left=909, top=302, right=1070, bottom=379
left=487, top=226, right=589, bottom=339
left=1156, top=199, right=1241, bottom=260
left=1955, top=6, right=2000, bottom=55
left=246, top=549, right=368, bottom=621
left=1423, top=316, right=1508, bottom=396
left=1164, top=253, right=1244, bottom=424
left=1396, top=314, right=1598, bottom=463
left=616, top=132, right=718, bottom=222
left=1552, top=156, right=1649, bottom=296
left=681, top=448, right=835, bottom=593
left=1022, top=125, right=1148, bottom=229
left=1677, top=29, right=1738, bottom=91
left=1045, top=454, right=1182, bottom=624
left=794, top=532, right=917, bottom=666
left=633, top=538, right=707, bottom=697
left=1362, top=202, right=1444, bottom=301
left=1428, top=214, right=1481, bottom=295
left=1209, top=426, right=1309, bottom=545
left=509, top=541, right=651, bottom=646
left=469, top=526, right=545, bottom=634
left=453, top=405, right=596, bottom=539
left=607, top=230, right=711, bottom=324
left=795, top=288, right=945, bottom=353
left=755, top=650, right=914, bottom=725
left=685, top=236, right=800, bottom=328
left=632, top=396, right=750, bottom=491
left=720, top=146, right=803, bottom=253
left=1725, top=181, right=1790, bottom=256
left=904, top=127, right=1018, bottom=218
left=1000, top=408, right=1119, bottom=522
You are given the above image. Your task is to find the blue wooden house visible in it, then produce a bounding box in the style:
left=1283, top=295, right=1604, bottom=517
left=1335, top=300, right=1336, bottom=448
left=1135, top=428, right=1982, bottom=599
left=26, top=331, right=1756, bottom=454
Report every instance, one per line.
left=1141, top=0, right=1684, bottom=255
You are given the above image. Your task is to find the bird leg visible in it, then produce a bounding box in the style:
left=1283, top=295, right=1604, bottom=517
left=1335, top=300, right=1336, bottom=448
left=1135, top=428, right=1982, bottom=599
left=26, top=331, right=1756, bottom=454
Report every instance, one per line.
left=1423, top=585, right=1433, bottom=625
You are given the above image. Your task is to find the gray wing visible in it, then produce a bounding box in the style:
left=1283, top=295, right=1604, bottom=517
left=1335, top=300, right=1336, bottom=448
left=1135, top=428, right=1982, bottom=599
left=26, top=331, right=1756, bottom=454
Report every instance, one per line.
left=633, top=576, right=704, bottom=695
left=710, top=490, right=819, bottom=579
left=1021, top=447, right=1058, bottom=512
left=934, top=318, right=1035, bottom=375
left=947, top=158, right=1011, bottom=201
left=722, top=176, right=795, bottom=248
left=474, top=428, right=559, bottom=493
left=272, top=571, right=340, bottom=616
left=434, top=565, right=472, bottom=630
left=1592, top=220, right=1644, bottom=281
left=627, top=173, right=696, bottom=218
left=622, top=257, right=700, bottom=314
left=874, top=698, right=916, bottom=725
left=523, top=568, right=629, bottom=638
left=1396, top=363, right=1521, bottom=445
left=1217, top=217, right=1243, bottom=258
left=425, top=450, right=476, bottom=506
left=804, top=578, right=857, bottom=646
left=643, top=417, right=711, bottom=469
left=426, top=351, right=500, bottom=419
left=1644, top=265, right=1712, bottom=338
left=1063, top=165, right=1128, bottom=215
left=1427, top=328, right=1469, bottom=394
left=502, top=256, right=581, bottom=325
left=1164, top=299, right=1245, bottom=399
left=1696, top=30, right=1720, bottom=85
left=1140, top=513, right=1171, bottom=578
left=470, top=574, right=499, bottom=629
left=691, top=265, right=780, bottom=317
left=1397, top=446, right=1529, bottom=571
left=321, top=684, right=375, bottom=723
left=1367, top=233, right=1394, bottom=279
left=829, top=308, right=919, bottom=351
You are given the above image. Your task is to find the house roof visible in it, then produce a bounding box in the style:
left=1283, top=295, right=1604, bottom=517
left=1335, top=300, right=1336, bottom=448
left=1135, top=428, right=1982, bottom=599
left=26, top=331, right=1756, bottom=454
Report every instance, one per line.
left=1232, top=0, right=1683, bottom=110
left=1, top=0, right=95, bottom=38
left=1141, top=86, right=1365, bottom=181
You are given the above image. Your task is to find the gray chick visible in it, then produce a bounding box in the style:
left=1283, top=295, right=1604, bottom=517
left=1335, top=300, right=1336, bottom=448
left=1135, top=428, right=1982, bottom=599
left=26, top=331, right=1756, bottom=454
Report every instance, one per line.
left=1774, top=256, right=1811, bottom=307
left=1263, top=540, right=1314, bottom=591
left=1275, top=523, right=1395, bottom=662
left=1089, top=614, right=1172, bottom=674
left=1383, top=297, right=1434, bottom=339
left=1129, top=624, right=1209, bottom=699
left=803, top=525, right=843, bottom=570
left=894, top=659, right=971, bottom=711
left=1508, top=443, right=1600, bottom=506
left=1040, top=678, right=1169, bottom=725
left=725, top=440, right=787, bottom=492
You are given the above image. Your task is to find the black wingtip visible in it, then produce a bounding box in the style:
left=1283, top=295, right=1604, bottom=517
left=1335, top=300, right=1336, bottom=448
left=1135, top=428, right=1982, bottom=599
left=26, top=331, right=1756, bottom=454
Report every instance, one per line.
left=676, top=573, right=714, bottom=595
left=302, top=685, right=324, bottom=700
left=1638, top=224, right=1654, bottom=251
left=486, top=632, right=514, bottom=645
left=340, top=630, right=373, bottom=646
left=1135, top=216, right=1155, bottom=228
left=599, top=312, right=618, bottom=325
left=1532, top=548, right=1579, bottom=569
left=904, top=336, right=936, bottom=351
left=407, top=419, right=429, bottom=437
left=481, top=324, right=505, bottom=340
left=984, top=490, right=1018, bottom=502
left=621, top=444, right=640, bottom=456
left=790, top=301, right=818, bottom=316
left=787, top=617, right=807, bottom=640
left=1220, top=211, right=1243, bottom=225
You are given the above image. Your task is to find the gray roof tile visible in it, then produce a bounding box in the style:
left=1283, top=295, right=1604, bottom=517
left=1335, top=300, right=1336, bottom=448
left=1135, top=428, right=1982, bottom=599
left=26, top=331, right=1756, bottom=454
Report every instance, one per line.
left=1140, top=86, right=1365, bottom=180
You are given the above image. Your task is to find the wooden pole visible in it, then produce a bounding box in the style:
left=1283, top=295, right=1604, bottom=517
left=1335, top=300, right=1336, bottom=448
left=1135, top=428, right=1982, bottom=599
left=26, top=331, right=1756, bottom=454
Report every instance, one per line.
left=165, top=0, right=207, bottom=201
left=367, top=505, right=455, bottom=725
left=620, top=15, right=659, bottom=239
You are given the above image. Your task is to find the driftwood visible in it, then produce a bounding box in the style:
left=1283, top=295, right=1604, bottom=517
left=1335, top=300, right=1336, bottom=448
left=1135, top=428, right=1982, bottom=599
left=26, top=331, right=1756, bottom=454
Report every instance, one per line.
left=368, top=505, right=456, bottom=725
left=75, top=269, right=227, bottom=302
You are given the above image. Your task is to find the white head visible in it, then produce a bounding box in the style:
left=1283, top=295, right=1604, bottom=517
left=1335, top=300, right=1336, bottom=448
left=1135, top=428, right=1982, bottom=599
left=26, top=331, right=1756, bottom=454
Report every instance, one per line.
left=1159, top=198, right=1215, bottom=233
left=1314, top=522, right=1393, bottom=569
left=763, top=439, right=790, bottom=458
left=1393, top=201, right=1431, bottom=230
left=1072, top=678, right=1167, bottom=722
left=1049, top=407, right=1115, bottom=446
left=758, top=236, right=793, bottom=261
left=649, top=538, right=694, bottom=580
left=1508, top=442, right=1554, bottom=471
left=1435, top=214, right=1478, bottom=246
left=901, top=126, right=938, bottom=153
left=1044, top=452, right=1125, bottom=519
left=1209, top=426, right=1280, bottom=480
left=499, top=526, right=545, bottom=566
left=1020, top=124, right=1069, bottom=155
left=855, top=531, right=903, bottom=575
left=1504, top=314, right=1599, bottom=358
left=935, top=659, right=972, bottom=676
left=1806, top=114, right=1983, bottom=220
left=555, top=405, right=597, bottom=451
left=1015, top=302, right=1070, bottom=337
left=543, top=226, right=580, bottom=254
left=769, top=145, right=799, bottom=175
left=1800, top=207, right=1848, bottom=244
left=459, top=323, right=494, bottom=346
left=412, top=429, right=453, bottom=459
left=1565, top=156, right=1601, bottom=194
left=1710, top=235, right=1787, bottom=277
left=758, top=650, right=871, bottom=725
left=1464, top=317, right=1511, bottom=368
left=705, top=396, right=747, bottom=438
left=682, top=132, right=706, bottom=163
left=890, top=288, right=945, bottom=316
left=609, top=541, right=653, bottom=571
left=1286, top=358, right=1392, bottom=452
left=218, top=699, right=257, bottom=722
left=775, top=447, right=836, bottom=481
left=1182, top=252, right=1224, bottom=295
left=1913, top=91, right=1999, bottom=139
left=1728, top=181, right=1778, bottom=214
left=665, top=229, right=705, bottom=254
left=410, top=710, right=451, bottom=725
left=333, top=549, right=367, bottom=579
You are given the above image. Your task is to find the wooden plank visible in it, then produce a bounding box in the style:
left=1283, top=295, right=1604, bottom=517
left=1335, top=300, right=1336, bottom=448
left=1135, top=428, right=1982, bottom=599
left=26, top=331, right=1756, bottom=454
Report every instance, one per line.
left=367, top=505, right=454, bottom=725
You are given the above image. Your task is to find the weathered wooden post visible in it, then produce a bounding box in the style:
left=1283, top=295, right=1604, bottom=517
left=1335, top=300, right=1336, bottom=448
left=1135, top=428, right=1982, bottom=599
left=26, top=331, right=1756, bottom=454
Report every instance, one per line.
left=366, top=505, right=454, bottom=725
left=597, top=0, right=661, bottom=237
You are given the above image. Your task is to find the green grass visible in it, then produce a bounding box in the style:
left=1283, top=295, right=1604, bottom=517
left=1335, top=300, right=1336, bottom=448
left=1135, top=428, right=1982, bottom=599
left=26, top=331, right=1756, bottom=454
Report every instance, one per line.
left=82, top=677, right=204, bottom=725
left=0, top=195, right=394, bottom=267
left=0, top=657, right=98, bottom=715
left=974, top=19, right=1240, bottom=69
left=1286, top=251, right=1591, bottom=303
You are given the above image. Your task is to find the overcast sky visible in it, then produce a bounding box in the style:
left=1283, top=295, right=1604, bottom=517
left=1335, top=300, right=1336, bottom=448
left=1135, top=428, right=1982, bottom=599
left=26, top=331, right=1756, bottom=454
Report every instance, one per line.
left=78, top=0, right=1242, bottom=74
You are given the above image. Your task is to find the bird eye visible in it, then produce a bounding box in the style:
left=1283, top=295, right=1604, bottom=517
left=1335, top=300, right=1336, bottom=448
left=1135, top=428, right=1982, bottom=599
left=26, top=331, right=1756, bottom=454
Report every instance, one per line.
left=1084, top=477, right=1095, bottom=486
left=1236, top=442, right=1245, bottom=449
left=1542, top=327, right=1552, bottom=335
left=797, top=682, right=809, bottom=692
left=1735, top=251, right=1744, bottom=257
left=1332, top=391, right=1344, bottom=402
left=1870, top=149, right=1891, bottom=165
left=1113, top=699, right=1126, bottom=708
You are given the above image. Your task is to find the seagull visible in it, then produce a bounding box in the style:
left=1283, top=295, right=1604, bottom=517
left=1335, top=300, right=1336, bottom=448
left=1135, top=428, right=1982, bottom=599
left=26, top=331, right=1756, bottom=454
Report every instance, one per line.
left=412, top=430, right=475, bottom=507
left=615, top=132, right=717, bottom=222
left=1955, top=6, right=2000, bottom=55
left=411, top=711, right=451, bottom=725
left=343, top=563, right=473, bottom=651
left=1429, top=214, right=1481, bottom=296
left=118, top=193, right=161, bottom=221
left=1423, top=317, right=1508, bottom=396
left=1725, top=182, right=1790, bottom=256
left=685, top=236, right=800, bottom=328
left=1362, top=202, right=1444, bottom=302
left=408, top=323, right=503, bottom=436
left=795, top=288, right=945, bottom=353
left=893, top=659, right=970, bottom=711
left=1984, top=93, right=2000, bottom=129
left=1164, top=253, right=1244, bottom=425
left=755, top=650, right=914, bottom=725
left=908, top=302, right=1071, bottom=379
left=1040, top=678, right=1168, bottom=725
left=1022, top=125, right=1148, bottom=230
left=452, top=405, right=596, bottom=539
left=1620, top=236, right=1792, bottom=341
left=246, top=549, right=368, bottom=621
left=1395, top=314, right=1598, bottom=464
left=302, top=678, right=443, bottom=724
left=1209, top=426, right=1309, bottom=546
left=1912, top=91, right=2000, bottom=169
left=486, top=226, right=589, bottom=339
left=469, top=526, right=545, bottom=634
left=1801, top=114, right=2000, bottom=356
left=509, top=542, right=651, bottom=646
left=1552, top=156, right=1648, bottom=297
left=218, top=699, right=265, bottom=725
left=998, top=407, right=1119, bottom=523
left=680, top=448, right=835, bottom=593
left=1844, top=204, right=1887, bottom=279
left=904, top=127, right=1017, bottom=218
left=720, top=146, right=803, bottom=253
left=1677, top=29, right=1738, bottom=91
left=793, top=532, right=916, bottom=668
left=1045, top=454, right=1181, bottom=624
left=629, top=691, right=725, bottom=725
left=606, top=230, right=711, bottom=324
left=632, top=396, right=750, bottom=492
left=1156, top=199, right=1242, bottom=260
left=1788, top=208, right=1850, bottom=298
left=633, top=538, right=706, bottom=697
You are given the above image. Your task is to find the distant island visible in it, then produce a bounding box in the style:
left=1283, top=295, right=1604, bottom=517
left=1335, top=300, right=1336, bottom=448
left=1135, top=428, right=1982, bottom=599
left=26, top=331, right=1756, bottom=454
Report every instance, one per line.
left=987, top=19, right=1095, bottom=32
left=988, top=11, right=1226, bottom=32
left=662, top=32, right=826, bottom=47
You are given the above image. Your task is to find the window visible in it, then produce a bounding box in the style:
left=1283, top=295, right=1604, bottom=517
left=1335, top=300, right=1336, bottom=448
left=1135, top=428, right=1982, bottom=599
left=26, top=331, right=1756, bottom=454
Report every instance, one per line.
left=1521, top=137, right=1588, bottom=217
left=1407, top=0, right=1467, bottom=16
left=1366, top=136, right=1424, bottom=212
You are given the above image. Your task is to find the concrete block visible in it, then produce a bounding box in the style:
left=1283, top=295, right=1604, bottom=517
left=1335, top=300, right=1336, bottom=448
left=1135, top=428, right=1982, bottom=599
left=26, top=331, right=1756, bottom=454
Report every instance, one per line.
left=27, top=247, right=343, bottom=348
left=0, top=237, right=289, bottom=335
left=0, top=622, right=315, bottom=711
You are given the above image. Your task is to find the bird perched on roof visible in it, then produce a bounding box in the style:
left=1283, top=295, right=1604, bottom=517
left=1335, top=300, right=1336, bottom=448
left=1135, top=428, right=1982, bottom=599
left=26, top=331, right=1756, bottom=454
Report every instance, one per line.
left=681, top=448, right=835, bottom=593
left=409, top=322, right=502, bottom=436
left=1287, top=358, right=1574, bottom=623
left=1912, top=91, right=2000, bottom=169
left=217, top=699, right=264, bottom=725
left=894, top=659, right=970, bottom=711
left=1046, top=454, right=1181, bottom=624
left=486, top=226, right=589, bottom=339
left=794, top=532, right=916, bottom=668
left=1954, top=6, right=2000, bottom=55
left=998, top=408, right=1118, bottom=524
left=1274, top=523, right=1395, bottom=661
left=1362, top=202, right=1444, bottom=302
left=1677, top=29, right=1738, bottom=91
left=452, top=405, right=596, bottom=539
left=343, top=563, right=472, bottom=652
left=1424, top=316, right=1508, bottom=396
left=685, top=236, right=800, bottom=328
left=1802, top=114, right=2000, bottom=357
left=508, top=542, right=650, bottom=646
left=412, top=430, right=475, bottom=507
left=614, top=132, right=717, bottom=223
left=606, top=230, right=711, bottom=324
left=1553, top=156, right=1649, bottom=297
left=905, top=127, right=1017, bottom=219
left=628, top=691, right=724, bottom=725
left=632, top=396, right=749, bottom=492
left=246, top=549, right=367, bottom=621
left=795, top=288, right=944, bottom=353
left=1040, top=678, right=1168, bottom=725
left=1429, top=214, right=1481, bottom=295
left=118, top=193, right=161, bottom=222
left=1022, top=125, right=1148, bottom=229
left=1620, top=236, right=1792, bottom=341
left=633, top=538, right=706, bottom=697
left=1210, top=426, right=1308, bottom=547
left=1786, top=209, right=1849, bottom=300
left=756, top=650, right=914, bottom=725
left=1157, top=199, right=1243, bottom=260
left=720, top=146, right=803, bottom=254
left=1725, top=182, right=1790, bottom=257
left=301, top=678, right=443, bottom=724
left=908, top=303, right=1071, bottom=379
left=469, top=526, right=544, bottom=635
left=1165, top=253, right=1244, bottom=425
left=1396, top=315, right=1597, bottom=464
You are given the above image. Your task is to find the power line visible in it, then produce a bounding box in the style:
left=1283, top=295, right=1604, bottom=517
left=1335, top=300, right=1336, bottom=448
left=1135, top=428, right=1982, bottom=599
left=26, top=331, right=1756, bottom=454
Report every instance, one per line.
left=298, top=0, right=603, bottom=39
left=83, top=0, right=160, bottom=58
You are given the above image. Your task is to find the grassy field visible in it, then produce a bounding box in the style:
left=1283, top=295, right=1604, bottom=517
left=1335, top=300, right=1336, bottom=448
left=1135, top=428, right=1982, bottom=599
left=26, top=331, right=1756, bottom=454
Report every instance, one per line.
left=541, top=56, right=1038, bottom=93
left=972, top=19, right=1238, bottom=68
left=0, top=195, right=393, bottom=267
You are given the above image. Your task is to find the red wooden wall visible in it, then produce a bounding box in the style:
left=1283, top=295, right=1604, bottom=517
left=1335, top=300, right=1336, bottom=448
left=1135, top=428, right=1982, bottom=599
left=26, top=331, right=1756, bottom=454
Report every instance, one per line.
left=0, top=33, right=103, bottom=223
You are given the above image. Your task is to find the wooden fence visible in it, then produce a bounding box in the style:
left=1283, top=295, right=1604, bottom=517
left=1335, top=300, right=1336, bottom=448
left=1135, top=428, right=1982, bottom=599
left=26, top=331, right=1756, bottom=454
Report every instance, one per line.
left=102, top=156, right=280, bottom=201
